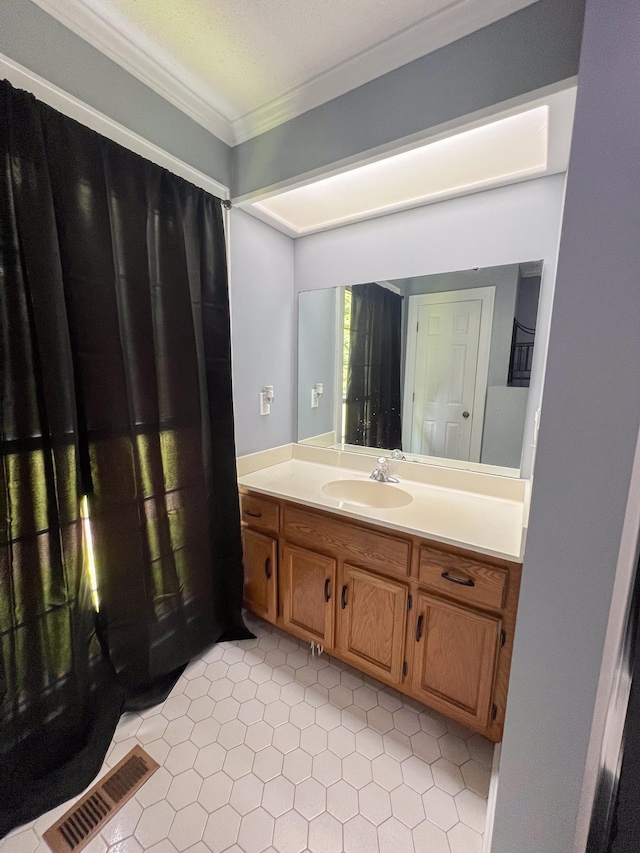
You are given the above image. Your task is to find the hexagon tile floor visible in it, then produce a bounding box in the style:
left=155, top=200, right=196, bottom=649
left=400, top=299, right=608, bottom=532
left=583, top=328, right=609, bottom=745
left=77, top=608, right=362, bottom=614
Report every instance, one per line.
left=2, top=612, right=494, bottom=853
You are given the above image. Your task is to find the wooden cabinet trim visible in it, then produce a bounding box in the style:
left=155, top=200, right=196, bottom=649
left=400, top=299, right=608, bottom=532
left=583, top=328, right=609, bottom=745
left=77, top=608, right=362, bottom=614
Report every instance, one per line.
left=239, top=491, right=280, bottom=535
left=283, top=503, right=411, bottom=578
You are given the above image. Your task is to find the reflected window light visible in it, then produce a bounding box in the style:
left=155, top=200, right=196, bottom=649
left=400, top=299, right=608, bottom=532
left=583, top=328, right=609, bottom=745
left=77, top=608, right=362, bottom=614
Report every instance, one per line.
left=80, top=495, right=99, bottom=611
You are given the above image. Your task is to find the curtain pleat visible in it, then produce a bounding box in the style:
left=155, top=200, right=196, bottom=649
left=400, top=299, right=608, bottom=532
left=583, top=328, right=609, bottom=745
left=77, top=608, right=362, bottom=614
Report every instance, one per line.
left=0, top=79, right=249, bottom=835
left=345, top=283, right=403, bottom=449
left=0, top=81, right=122, bottom=837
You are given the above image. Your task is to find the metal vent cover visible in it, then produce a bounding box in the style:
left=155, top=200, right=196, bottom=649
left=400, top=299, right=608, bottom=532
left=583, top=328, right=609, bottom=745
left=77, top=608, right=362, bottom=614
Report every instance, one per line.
left=43, top=746, right=159, bottom=853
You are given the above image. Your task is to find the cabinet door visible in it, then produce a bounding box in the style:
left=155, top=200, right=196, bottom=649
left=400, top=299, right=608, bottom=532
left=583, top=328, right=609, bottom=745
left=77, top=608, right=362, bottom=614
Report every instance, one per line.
left=336, top=564, right=407, bottom=685
left=280, top=545, right=336, bottom=648
left=242, top=528, right=277, bottom=623
left=410, top=592, right=500, bottom=729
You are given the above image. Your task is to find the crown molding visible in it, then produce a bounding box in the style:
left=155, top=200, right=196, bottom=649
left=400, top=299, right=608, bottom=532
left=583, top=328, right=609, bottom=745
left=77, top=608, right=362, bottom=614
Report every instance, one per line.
left=230, top=0, right=538, bottom=143
left=33, top=0, right=536, bottom=146
left=238, top=83, right=575, bottom=239
left=0, top=52, right=229, bottom=199
left=31, top=0, right=236, bottom=145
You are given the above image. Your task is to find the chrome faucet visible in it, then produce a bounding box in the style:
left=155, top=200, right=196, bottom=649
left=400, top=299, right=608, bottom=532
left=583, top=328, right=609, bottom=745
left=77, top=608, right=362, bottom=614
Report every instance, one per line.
left=370, top=457, right=399, bottom=483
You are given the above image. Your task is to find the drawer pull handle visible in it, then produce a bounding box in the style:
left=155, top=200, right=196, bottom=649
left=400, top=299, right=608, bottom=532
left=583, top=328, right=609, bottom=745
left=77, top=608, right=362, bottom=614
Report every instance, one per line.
left=441, top=571, right=475, bottom=587
left=415, top=614, right=424, bottom=642
left=324, top=578, right=331, bottom=603
left=341, top=585, right=348, bottom=609
left=245, top=509, right=262, bottom=518
left=264, top=557, right=272, bottom=580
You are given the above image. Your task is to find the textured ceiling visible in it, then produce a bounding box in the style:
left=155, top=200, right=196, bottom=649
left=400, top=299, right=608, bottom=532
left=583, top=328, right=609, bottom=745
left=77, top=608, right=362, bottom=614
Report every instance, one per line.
left=92, top=0, right=455, bottom=116
left=34, top=0, right=538, bottom=142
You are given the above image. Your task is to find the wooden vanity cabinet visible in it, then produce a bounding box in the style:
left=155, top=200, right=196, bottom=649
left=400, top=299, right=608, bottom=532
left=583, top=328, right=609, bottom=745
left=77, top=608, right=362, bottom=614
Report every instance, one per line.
left=239, top=486, right=521, bottom=741
left=280, top=544, right=336, bottom=648
left=241, top=527, right=278, bottom=623
left=240, top=493, right=279, bottom=622
left=336, top=564, right=408, bottom=684
left=410, top=592, right=502, bottom=730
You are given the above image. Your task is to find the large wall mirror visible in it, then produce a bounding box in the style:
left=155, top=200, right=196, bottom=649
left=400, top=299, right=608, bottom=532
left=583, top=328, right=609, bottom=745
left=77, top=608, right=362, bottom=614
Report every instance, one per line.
left=297, top=261, right=544, bottom=475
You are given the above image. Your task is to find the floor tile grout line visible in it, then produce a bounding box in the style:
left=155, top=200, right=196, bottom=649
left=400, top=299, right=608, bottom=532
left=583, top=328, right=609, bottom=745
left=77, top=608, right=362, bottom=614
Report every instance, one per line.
left=2, top=611, right=489, bottom=853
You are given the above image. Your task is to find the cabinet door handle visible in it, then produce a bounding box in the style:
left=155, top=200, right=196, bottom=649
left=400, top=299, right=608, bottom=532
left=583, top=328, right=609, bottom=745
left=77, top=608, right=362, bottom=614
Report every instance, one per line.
left=415, top=614, right=424, bottom=642
left=324, top=578, right=331, bottom=602
left=341, top=585, right=348, bottom=609
left=264, top=557, right=272, bottom=580
left=245, top=509, right=262, bottom=518
left=441, top=571, right=475, bottom=587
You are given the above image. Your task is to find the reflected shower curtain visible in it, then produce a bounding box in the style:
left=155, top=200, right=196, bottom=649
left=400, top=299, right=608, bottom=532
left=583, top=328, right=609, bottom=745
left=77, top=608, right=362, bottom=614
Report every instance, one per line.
left=0, top=80, right=248, bottom=834
left=344, top=283, right=403, bottom=449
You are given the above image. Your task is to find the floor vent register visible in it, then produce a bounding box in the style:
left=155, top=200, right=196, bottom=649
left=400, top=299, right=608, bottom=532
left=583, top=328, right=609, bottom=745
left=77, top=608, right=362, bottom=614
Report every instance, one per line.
left=43, top=746, right=158, bottom=853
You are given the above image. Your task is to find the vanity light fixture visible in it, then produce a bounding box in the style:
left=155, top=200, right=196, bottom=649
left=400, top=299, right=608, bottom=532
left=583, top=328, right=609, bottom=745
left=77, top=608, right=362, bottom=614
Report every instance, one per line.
left=252, top=105, right=550, bottom=235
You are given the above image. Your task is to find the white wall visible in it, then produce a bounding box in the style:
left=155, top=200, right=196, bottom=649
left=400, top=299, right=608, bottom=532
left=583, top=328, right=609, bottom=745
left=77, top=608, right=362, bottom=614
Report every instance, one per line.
left=294, top=174, right=566, bottom=477
left=229, top=209, right=295, bottom=456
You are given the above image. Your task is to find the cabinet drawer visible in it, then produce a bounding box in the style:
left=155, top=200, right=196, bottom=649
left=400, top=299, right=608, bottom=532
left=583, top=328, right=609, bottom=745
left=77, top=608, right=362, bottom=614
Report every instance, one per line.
left=418, top=546, right=507, bottom=611
left=284, top=506, right=410, bottom=578
left=240, top=492, right=280, bottom=535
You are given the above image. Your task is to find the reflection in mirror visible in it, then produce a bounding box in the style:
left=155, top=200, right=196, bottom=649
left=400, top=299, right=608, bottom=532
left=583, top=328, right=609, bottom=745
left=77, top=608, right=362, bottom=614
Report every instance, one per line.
left=297, top=262, right=543, bottom=473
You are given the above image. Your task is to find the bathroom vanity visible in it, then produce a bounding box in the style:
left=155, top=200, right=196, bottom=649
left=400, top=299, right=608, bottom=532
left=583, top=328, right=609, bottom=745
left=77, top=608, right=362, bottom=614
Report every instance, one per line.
left=238, top=447, right=526, bottom=742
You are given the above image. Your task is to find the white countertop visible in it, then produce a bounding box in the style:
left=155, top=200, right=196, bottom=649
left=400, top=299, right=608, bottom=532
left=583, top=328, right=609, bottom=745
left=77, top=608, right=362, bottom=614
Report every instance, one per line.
left=238, top=458, right=526, bottom=562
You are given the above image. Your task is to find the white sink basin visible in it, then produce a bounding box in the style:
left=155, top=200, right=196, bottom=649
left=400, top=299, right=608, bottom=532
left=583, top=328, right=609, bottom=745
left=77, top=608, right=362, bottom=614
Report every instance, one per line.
left=322, top=479, right=413, bottom=509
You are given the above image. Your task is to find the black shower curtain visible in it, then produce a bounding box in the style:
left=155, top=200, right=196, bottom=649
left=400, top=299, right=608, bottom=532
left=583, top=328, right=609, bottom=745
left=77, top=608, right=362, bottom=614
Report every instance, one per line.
left=344, top=283, right=403, bottom=449
left=0, top=80, right=248, bottom=835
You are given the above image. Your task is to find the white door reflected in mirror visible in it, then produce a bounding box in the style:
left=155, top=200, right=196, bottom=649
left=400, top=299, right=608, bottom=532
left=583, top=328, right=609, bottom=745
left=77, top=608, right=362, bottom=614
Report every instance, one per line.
left=404, top=287, right=494, bottom=462
left=297, top=261, right=543, bottom=476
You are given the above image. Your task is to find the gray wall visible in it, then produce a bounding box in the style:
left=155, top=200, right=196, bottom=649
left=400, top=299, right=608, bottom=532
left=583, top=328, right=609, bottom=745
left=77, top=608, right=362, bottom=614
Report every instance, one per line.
left=0, top=0, right=232, bottom=188
left=491, top=1, right=640, bottom=851
left=482, top=386, right=528, bottom=468
left=233, top=0, right=585, bottom=198
left=517, top=274, right=542, bottom=329
left=229, top=208, right=295, bottom=456
left=297, top=289, right=336, bottom=441
left=294, top=175, right=566, bottom=478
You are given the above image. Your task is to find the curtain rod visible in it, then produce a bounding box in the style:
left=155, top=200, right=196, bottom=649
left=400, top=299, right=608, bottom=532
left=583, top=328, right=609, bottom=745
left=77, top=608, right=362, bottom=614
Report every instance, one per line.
left=0, top=53, right=230, bottom=202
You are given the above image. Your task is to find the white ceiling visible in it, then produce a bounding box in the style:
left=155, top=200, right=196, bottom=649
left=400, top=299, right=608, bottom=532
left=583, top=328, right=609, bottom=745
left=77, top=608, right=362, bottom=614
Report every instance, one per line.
left=32, top=0, right=538, bottom=144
